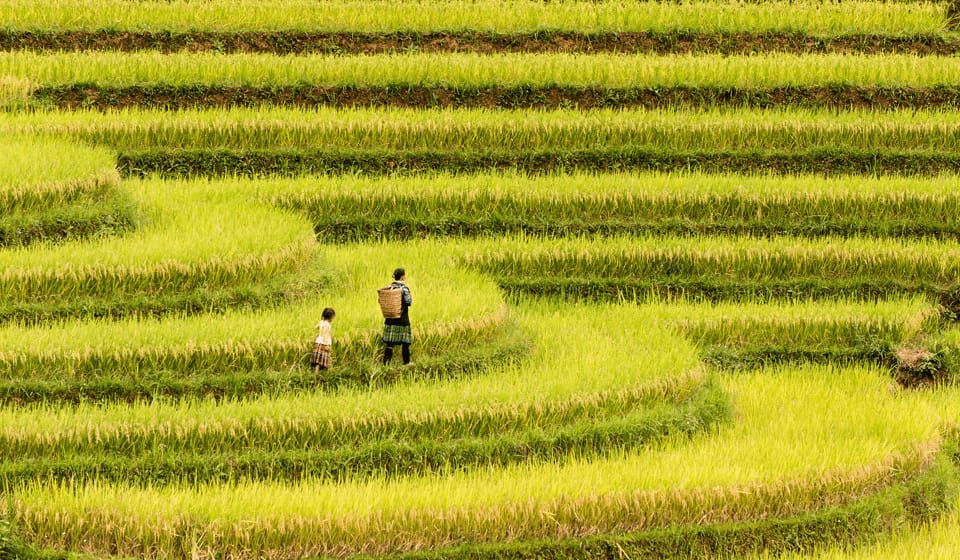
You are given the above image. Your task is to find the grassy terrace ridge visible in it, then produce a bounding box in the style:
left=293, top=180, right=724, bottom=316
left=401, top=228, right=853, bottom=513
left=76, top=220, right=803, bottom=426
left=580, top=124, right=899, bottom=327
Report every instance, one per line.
left=0, top=324, right=529, bottom=405
left=8, top=365, right=946, bottom=559
left=0, top=304, right=720, bottom=483
left=33, top=84, right=960, bottom=111
left=116, top=147, right=960, bottom=179
left=766, top=496, right=960, bottom=560
left=0, top=386, right=728, bottom=484
left=236, top=172, right=960, bottom=239
left=0, top=192, right=135, bottom=249
left=0, top=0, right=943, bottom=36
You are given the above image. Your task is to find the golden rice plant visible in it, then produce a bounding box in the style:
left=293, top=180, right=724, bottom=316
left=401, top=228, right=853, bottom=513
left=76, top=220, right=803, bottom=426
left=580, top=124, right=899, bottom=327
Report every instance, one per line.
left=0, top=135, right=118, bottom=213
left=9, top=364, right=943, bottom=558
left=6, top=106, right=960, bottom=154
left=7, top=52, right=960, bottom=89
left=0, top=0, right=941, bottom=35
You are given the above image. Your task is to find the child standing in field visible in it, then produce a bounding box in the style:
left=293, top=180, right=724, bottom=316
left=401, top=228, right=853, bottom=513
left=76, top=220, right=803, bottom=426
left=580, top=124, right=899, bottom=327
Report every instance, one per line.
left=311, top=307, right=336, bottom=372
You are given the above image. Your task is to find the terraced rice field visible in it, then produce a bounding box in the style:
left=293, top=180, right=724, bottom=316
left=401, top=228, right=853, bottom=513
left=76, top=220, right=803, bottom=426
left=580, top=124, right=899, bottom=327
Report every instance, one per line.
left=1, top=1, right=959, bottom=559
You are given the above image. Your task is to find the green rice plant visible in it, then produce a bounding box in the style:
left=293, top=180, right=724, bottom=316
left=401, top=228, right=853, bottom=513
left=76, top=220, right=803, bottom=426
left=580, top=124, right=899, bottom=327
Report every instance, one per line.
left=0, top=135, right=118, bottom=214
left=0, top=0, right=942, bottom=35
left=0, top=384, right=728, bottom=485
left=0, top=179, right=315, bottom=303
left=10, top=106, right=960, bottom=154
left=10, top=52, right=960, bottom=89
left=9, top=364, right=943, bottom=558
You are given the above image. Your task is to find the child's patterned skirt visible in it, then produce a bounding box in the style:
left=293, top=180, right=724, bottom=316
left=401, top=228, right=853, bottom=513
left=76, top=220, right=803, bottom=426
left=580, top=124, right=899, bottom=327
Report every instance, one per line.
left=311, top=343, right=332, bottom=369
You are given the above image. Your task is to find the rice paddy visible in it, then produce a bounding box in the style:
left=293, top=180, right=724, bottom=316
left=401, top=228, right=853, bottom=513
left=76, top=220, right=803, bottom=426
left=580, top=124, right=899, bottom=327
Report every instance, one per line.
left=1, top=0, right=944, bottom=35
left=3, top=1, right=960, bottom=559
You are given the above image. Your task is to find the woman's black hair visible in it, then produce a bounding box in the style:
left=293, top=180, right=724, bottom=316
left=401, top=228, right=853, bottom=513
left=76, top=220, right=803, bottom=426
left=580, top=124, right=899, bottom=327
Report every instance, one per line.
left=393, top=268, right=406, bottom=281
left=322, top=307, right=336, bottom=320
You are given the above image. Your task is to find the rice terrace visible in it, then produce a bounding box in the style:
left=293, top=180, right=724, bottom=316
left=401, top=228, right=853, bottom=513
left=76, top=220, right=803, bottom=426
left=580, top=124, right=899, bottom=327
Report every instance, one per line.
left=3, top=0, right=960, bottom=558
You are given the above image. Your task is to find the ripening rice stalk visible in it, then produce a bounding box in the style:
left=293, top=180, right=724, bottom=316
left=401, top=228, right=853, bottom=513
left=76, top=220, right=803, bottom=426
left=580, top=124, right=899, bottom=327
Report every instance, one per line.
left=461, top=234, right=960, bottom=285
left=0, top=135, right=118, bottom=213
left=0, top=74, right=32, bottom=107
left=9, top=364, right=943, bottom=558
left=5, top=106, right=960, bottom=153
left=0, top=0, right=941, bottom=35
left=6, top=52, right=960, bottom=89
left=0, top=302, right=702, bottom=457
left=241, top=171, right=960, bottom=236
left=646, top=296, right=940, bottom=348
left=0, top=236, right=507, bottom=376
left=754, top=490, right=960, bottom=559
left=0, top=178, right=316, bottom=301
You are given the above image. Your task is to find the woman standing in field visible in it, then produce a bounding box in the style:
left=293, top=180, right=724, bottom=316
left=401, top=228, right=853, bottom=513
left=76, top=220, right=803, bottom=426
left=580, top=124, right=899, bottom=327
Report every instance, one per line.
left=383, top=268, right=413, bottom=365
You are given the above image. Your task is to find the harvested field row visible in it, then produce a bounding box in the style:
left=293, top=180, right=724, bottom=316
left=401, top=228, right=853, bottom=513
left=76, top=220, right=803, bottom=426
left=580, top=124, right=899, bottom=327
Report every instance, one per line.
left=1, top=0, right=942, bottom=36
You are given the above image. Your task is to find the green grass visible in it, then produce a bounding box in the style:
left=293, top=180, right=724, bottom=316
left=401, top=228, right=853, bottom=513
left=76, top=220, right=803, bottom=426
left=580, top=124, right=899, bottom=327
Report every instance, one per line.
left=0, top=0, right=943, bottom=35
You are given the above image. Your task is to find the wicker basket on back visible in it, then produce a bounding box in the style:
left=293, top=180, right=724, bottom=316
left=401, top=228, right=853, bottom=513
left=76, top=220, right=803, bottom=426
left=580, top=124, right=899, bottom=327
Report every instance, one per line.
left=377, top=285, right=403, bottom=319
